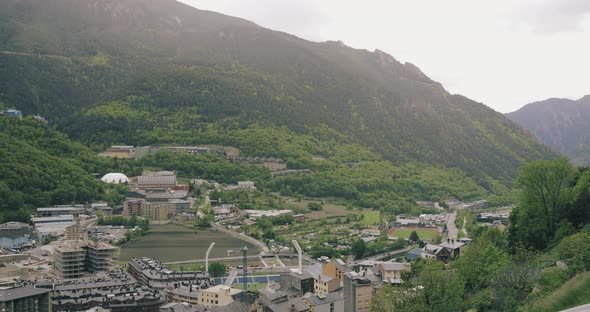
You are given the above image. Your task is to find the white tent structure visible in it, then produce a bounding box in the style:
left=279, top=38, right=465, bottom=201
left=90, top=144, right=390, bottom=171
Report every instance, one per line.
left=100, top=173, right=129, bottom=184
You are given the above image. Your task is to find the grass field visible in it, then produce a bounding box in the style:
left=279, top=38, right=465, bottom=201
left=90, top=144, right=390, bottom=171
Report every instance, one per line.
left=360, top=210, right=380, bottom=225
left=304, top=204, right=350, bottom=220
left=525, top=272, right=590, bottom=312
left=118, top=224, right=260, bottom=262
left=390, top=227, right=438, bottom=240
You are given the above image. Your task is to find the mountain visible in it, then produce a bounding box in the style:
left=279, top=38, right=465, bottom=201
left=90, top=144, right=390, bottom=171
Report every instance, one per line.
left=507, top=95, right=590, bottom=165
left=0, top=0, right=555, bottom=195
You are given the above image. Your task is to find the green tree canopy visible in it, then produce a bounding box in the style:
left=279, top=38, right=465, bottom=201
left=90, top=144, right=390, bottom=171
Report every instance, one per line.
left=208, top=262, right=227, bottom=278
left=351, top=239, right=367, bottom=259
left=509, top=158, right=576, bottom=250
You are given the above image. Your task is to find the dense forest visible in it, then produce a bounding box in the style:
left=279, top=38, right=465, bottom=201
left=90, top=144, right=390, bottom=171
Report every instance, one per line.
left=0, top=117, right=140, bottom=222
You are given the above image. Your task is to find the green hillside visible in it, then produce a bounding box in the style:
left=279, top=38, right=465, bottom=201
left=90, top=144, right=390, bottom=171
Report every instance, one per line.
left=0, top=0, right=555, bottom=197
left=0, top=118, right=104, bottom=222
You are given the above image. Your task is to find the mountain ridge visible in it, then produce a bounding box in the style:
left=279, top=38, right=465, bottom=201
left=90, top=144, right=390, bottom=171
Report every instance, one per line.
left=507, top=95, right=590, bottom=165
left=0, top=0, right=556, bottom=192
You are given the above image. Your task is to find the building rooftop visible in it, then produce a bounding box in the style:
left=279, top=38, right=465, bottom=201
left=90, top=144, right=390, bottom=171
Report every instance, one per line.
left=36, top=207, right=84, bottom=212
left=35, top=223, right=75, bottom=234
left=128, top=257, right=210, bottom=287
left=52, top=285, right=162, bottom=307
left=407, top=248, right=423, bottom=257
left=55, top=240, right=118, bottom=253
left=160, top=302, right=208, bottom=312
left=0, top=287, right=49, bottom=302
left=395, top=218, right=421, bottom=225
left=330, top=260, right=352, bottom=273
left=144, top=190, right=188, bottom=200
left=202, top=284, right=243, bottom=296
left=316, top=274, right=334, bottom=283
left=344, top=272, right=372, bottom=285
left=110, top=145, right=135, bottom=150
left=136, top=175, right=176, bottom=185
left=32, top=215, right=75, bottom=223
left=304, top=292, right=344, bottom=306
left=0, top=222, right=30, bottom=230
left=378, top=262, right=409, bottom=271
left=286, top=270, right=315, bottom=281
left=423, top=244, right=447, bottom=255
left=266, top=297, right=310, bottom=312
left=439, top=241, right=466, bottom=249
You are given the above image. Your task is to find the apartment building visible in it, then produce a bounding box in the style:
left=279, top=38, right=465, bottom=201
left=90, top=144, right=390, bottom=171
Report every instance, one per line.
left=343, top=272, right=373, bottom=312
left=54, top=241, right=117, bottom=279
left=0, top=287, right=51, bottom=312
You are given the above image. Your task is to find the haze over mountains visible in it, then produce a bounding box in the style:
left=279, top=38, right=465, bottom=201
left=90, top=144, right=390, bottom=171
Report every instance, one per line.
left=0, top=0, right=555, bottom=197
left=507, top=95, right=590, bottom=165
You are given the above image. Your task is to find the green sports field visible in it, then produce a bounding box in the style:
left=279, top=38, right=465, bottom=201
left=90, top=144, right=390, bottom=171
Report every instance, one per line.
left=390, top=228, right=437, bottom=240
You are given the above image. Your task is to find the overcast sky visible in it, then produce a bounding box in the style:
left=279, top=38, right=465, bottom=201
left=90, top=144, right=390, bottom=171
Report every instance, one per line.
left=179, top=0, right=590, bottom=113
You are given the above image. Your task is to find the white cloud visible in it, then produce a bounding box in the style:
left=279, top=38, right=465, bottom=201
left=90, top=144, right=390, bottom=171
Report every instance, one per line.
left=516, top=0, right=590, bottom=33
left=179, top=0, right=590, bottom=113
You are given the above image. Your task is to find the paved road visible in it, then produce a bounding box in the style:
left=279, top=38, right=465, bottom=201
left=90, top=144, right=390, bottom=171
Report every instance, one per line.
left=446, top=211, right=459, bottom=239
left=462, top=216, right=468, bottom=236
left=211, top=222, right=270, bottom=254
left=560, top=303, right=590, bottom=312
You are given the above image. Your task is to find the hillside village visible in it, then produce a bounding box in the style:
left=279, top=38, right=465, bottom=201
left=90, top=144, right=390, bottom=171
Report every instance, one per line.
left=1, top=153, right=512, bottom=312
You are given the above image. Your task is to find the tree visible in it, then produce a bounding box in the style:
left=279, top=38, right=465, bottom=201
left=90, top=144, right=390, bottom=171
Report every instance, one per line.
left=555, top=227, right=590, bottom=272
left=454, top=228, right=511, bottom=292
left=208, top=262, right=227, bottom=278
left=409, top=231, right=420, bottom=243
left=510, top=158, right=575, bottom=250
left=432, top=235, right=442, bottom=244
left=351, top=239, right=367, bottom=259
left=372, top=261, right=464, bottom=312
left=307, top=202, right=323, bottom=211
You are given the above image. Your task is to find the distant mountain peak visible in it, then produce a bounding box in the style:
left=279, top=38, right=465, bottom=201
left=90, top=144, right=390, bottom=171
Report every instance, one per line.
left=507, top=95, right=590, bottom=165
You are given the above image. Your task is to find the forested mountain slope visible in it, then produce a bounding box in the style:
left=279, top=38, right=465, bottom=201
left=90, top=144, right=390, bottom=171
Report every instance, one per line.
left=0, top=0, right=555, bottom=193
left=0, top=118, right=105, bottom=222
left=507, top=96, right=590, bottom=165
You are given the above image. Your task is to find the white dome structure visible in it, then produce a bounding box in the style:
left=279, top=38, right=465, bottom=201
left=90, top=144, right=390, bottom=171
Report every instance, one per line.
left=101, top=173, right=129, bottom=184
